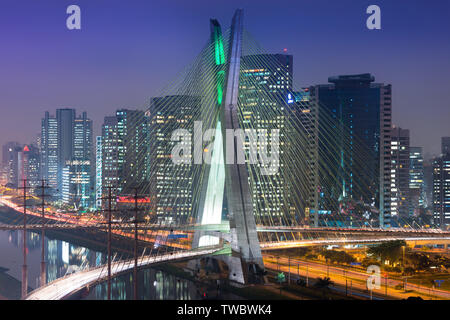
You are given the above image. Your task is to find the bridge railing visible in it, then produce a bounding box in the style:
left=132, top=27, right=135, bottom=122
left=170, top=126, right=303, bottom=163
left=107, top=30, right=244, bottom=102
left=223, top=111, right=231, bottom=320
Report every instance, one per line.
left=25, top=244, right=224, bottom=300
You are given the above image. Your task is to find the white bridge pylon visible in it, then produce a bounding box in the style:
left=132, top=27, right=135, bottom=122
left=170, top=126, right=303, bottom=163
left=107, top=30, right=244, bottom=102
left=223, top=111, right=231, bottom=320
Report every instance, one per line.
left=192, top=9, right=265, bottom=284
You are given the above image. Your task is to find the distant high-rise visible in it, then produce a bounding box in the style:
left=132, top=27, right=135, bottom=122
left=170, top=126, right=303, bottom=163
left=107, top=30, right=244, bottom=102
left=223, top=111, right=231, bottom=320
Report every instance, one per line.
left=286, top=89, right=319, bottom=224
left=423, top=160, right=434, bottom=209
left=433, top=153, right=450, bottom=229
left=149, top=96, right=200, bottom=222
left=56, top=108, right=76, bottom=194
left=101, top=116, right=120, bottom=202
left=41, top=112, right=58, bottom=191
left=1, top=143, right=40, bottom=189
left=62, top=111, right=93, bottom=208
left=61, top=159, right=91, bottom=208
left=442, top=137, right=450, bottom=155
left=116, top=109, right=149, bottom=194
left=310, top=74, right=392, bottom=227
left=41, top=109, right=93, bottom=203
left=239, top=53, right=293, bottom=224
left=409, top=146, right=424, bottom=214
left=2, top=141, right=21, bottom=187
left=73, top=112, right=93, bottom=161
left=101, top=109, right=149, bottom=209
left=18, top=144, right=40, bottom=188
left=95, top=136, right=102, bottom=209
left=391, top=127, right=410, bottom=218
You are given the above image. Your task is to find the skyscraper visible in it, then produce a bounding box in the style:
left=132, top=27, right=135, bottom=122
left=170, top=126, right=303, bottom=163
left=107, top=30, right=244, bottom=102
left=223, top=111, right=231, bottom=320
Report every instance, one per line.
left=95, top=136, right=102, bottom=209
left=286, top=89, right=319, bottom=224
left=17, top=144, right=40, bottom=189
left=310, top=74, right=392, bottom=227
left=41, top=112, right=58, bottom=191
left=391, top=127, right=410, bottom=218
left=2, top=141, right=21, bottom=187
left=149, top=96, right=200, bottom=223
left=101, top=109, right=149, bottom=210
left=442, top=137, right=450, bottom=155
left=239, top=53, right=292, bottom=224
left=61, top=111, right=93, bottom=208
left=433, top=153, right=450, bottom=229
left=116, top=109, right=149, bottom=194
left=409, top=146, right=424, bottom=215
left=101, top=116, right=120, bottom=205
left=73, top=112, right=93, bottom=161
left=41, top=109, right=93, bottom=203
left=61, top=159, right=91, bottom=208
left=56, top=108, right=76, bottom=194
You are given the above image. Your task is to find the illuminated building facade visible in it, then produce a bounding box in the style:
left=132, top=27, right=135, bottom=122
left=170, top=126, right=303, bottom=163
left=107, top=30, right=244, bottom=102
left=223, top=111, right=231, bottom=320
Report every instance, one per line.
left=239, top=54, right=292, bottom=224
left=2, top=141, right=21, bottom=187
left=310, top=74, right=392, bottom=227
left=409, top=146, right=424, bottom=215
left=433, top=153, right=450, bottom=229
left=101, top=109, right=149, bottom=209
left=61, top=160, right=92, bottom=208
left=41, top=109, right=93, bottom=202
left=101, top=116, right=120, bottom=207
left=442, top=137, right=450, bottom=155
left=95, top=136, right=102, bottom=209
left=41, top=112, right=58, bottom=191
left=286, top=89, right=319, bottom=224
left=60, top=111, right=93, bottom=207
left=56, top=109, right=76, bottom=195
left=149, top=96, right=199, bottom=223
left=391, top=127, right=410, bottom=218
left=17, top=144, right=40, bottom=188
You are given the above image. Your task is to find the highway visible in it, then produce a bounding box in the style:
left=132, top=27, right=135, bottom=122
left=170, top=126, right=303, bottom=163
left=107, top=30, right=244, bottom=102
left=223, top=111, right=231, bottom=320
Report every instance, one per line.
left=260, top=237, right=450, bottom=250
left=264, top=255, right=450, bottom=300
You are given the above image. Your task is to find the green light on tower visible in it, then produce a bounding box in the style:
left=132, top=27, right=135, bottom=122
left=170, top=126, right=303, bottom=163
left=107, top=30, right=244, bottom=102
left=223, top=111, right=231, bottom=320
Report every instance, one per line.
left=212, top=21, right=225, bottom=105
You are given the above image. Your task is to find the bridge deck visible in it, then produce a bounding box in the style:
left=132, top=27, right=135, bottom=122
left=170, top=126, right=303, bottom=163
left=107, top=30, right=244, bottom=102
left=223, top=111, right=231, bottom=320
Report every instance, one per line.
left=26, top=246, right=222, bottom=300
left=260, top=236, right=450, bottom=250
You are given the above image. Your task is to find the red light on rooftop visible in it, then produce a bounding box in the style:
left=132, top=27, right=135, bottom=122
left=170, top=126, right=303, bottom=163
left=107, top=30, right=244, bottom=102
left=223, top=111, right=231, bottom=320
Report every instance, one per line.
left=23, top=145, right=30, bottom=152
left=283, top=48, right=287, bottom=52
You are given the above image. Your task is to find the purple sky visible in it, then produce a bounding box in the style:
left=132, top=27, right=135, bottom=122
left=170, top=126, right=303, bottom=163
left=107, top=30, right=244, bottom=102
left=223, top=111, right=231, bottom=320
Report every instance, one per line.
left=0, top=0, right=449, bottom=159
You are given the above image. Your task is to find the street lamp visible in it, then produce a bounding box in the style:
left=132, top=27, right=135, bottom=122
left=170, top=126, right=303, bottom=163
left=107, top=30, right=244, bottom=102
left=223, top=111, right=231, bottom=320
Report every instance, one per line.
left=402, top=245, right=406, bottom=275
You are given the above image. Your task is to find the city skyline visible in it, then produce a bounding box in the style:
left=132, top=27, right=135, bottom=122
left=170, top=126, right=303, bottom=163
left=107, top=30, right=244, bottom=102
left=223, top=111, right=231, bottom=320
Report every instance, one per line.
left=0, top=4, right=449, bottom=303
left=1, top=0, right=450, bottom=158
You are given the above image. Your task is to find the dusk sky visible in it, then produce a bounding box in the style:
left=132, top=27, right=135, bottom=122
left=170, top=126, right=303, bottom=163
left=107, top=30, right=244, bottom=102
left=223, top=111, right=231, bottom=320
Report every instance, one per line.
left=0, top=0, right=449, bottom=158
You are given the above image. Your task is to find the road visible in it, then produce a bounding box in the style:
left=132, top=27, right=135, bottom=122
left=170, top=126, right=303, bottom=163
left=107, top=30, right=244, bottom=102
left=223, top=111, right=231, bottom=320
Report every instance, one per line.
left=264, top=255, right=450, bottom=300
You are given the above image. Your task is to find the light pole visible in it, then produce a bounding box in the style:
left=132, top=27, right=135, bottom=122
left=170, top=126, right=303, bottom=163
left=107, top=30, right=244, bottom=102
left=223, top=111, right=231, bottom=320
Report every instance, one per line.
left=288, top=256, right=291, bottom=284
left=402, top=245, right=406, bottom=275
left=349, top=280, right=352, bottom=297
left=327, top=260, right=329, bottom=278
left=344, top=268, right=347, bottom=296
left=385, top=273, right=388, bottom=298
left=306, top=262, right=309, bottom=287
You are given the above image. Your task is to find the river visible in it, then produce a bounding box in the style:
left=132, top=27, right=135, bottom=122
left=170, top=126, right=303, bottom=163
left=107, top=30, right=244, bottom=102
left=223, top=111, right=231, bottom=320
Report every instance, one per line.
left=0, top=206, right=226, bottom=300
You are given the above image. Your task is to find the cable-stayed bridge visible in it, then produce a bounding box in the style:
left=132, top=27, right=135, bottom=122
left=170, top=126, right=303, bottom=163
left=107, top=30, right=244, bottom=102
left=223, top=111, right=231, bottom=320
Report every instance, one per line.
left=2, top=9, right=448, bottom=299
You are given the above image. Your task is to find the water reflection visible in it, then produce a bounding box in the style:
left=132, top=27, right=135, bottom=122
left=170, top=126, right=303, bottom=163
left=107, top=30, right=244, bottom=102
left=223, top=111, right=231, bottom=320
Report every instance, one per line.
left=0, top=229, right=204, bottom=300
left=1, top=229, right=105, bottom=289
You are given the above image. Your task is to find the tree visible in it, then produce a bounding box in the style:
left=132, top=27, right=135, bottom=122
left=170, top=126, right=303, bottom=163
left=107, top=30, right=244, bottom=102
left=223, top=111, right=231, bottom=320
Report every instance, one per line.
left=320, top=249, right=356, bottom=264
left=367, top=240, right=406, bottom=265
left=314, top=277, right=333, bottom=289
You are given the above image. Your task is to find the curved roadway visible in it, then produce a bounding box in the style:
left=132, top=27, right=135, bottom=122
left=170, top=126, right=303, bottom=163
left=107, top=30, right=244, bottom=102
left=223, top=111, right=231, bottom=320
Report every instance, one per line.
left=26, top=246, right=222, bottom=300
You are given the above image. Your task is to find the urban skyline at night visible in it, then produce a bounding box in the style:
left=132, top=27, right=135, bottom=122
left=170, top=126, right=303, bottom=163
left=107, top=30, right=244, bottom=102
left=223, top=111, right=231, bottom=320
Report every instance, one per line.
left=1, top=0, right=449, bottom=158
left=0, top=1, right=450, bottom=306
